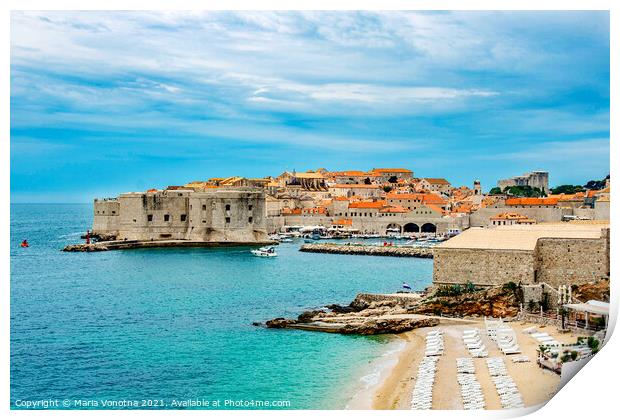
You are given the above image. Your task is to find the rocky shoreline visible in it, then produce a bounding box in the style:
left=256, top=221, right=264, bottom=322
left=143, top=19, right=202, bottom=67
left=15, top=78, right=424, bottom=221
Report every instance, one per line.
left=299, top=243, right=434, bottom=258
left=262, top=285, right=523, bottom=335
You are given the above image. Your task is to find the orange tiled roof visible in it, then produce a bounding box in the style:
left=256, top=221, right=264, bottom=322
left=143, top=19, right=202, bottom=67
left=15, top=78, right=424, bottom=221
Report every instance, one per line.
left=491, top=212, right=531, bottom=221
left=426, top=204, right=447, bottom=215
left=348, top=200, right=386, bottom=209
left=379, top=205, right=408, bottom=213
left=423, top=178, right=450, bottom=185
left=330, top=184, right=380, bottom=189
left=281, top=207, right=302, bottom=215
left=505, top=197, right=559, bottom=206
left=333, top=218, right=353, bottom=226
left=332, top=196, right=350, bottom=201
left=372, top=168, right=412, bottom=173
left=330, top=170, right=368, bottom=177
left=386, top=192, right=447, bottom=205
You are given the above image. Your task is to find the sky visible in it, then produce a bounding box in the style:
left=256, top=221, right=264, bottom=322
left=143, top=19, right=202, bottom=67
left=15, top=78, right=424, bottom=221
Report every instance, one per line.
left=10, top=11, right=610, bottom=203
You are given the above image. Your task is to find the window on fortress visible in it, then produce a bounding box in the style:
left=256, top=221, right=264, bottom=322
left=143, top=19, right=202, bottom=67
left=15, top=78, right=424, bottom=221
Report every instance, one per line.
left=164, top=214, right=170, bottom=222
left=248, top=217, right=253, bottom=223
left=112, top=211, right=116, bottom=214
left=225, top=217, right=231, bottom=224
left=147, top=215, right=153, bottom=222
left=202, top=204, right=207, bottom=211
left=180, top=214, right=187, bottom=222
left=202, top=220, right=206, bottom=223
left=225, top=204, right=231, bottom=211
left=249, top=205, right=253, bottom=211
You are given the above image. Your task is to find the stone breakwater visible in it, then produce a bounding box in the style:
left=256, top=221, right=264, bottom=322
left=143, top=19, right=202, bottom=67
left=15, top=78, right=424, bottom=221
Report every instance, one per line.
left=299, top=243, right=434, bottom=258
left=63, top=239, right=277, bottom=252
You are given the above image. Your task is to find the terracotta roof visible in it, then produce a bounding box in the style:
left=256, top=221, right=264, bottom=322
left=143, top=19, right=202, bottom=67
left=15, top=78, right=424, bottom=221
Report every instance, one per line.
left=505, top=197, right=559, bottom=206
left=490, top=212, right=534, bottom=221
left=333, top=218, right=353, bottom=226
left=423, top=178, right=450, bottom=185
left=332, top=196, right=350, bottom=201
left=281, top=207, right=302, bottom=215
left=379, top=205, right=408, bottom=213
left=329, top=184, right=380, bottom=189
left=426, top=204, right=447, bottom=215
left=372, top=168, right=412, bottom=173
left=330, top=171, right=368, bottom=177
left=348, top=200, right=386, bottom=209
left=386, top=193, right=447, bottom=205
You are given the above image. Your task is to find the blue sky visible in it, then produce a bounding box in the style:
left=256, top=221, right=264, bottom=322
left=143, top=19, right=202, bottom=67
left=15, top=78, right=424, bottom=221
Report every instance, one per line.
left=10, top=11, right=609, bottom=203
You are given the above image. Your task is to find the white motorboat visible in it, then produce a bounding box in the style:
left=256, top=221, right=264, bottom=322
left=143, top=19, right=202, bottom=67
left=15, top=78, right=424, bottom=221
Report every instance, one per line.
left=251, top=246, right=278, bottom=257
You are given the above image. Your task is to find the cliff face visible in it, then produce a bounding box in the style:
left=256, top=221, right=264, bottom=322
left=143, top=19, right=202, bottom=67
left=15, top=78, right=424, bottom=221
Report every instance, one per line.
left=413, top=285, right=520, bottom=318
left=572, top=280, right=610, bottom=302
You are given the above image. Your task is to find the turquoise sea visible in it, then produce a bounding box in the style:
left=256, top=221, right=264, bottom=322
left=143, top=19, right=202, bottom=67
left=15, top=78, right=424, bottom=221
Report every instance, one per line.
left=10, top=204, right=433, bottom=409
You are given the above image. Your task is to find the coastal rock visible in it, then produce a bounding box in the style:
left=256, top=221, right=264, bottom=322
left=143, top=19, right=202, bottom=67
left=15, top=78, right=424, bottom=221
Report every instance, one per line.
left=339, top=317, right=439, bottom=335
left=413, top=285, right=520, bottom=318
left=62, top=243, right=109, bottom=252
left=298, top=309, right=326, bottom=322
left=265, top=318, right=296, bottom=329
left=325, top=304, right=358, bottom=314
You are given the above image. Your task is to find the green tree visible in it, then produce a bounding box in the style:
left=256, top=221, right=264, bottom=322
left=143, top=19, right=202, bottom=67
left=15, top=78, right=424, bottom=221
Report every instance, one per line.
left=488, top=187, right=502, bottom=195
left=388, top=175, right=398, bottom=183
left=383, top=186, right=393, bottom=193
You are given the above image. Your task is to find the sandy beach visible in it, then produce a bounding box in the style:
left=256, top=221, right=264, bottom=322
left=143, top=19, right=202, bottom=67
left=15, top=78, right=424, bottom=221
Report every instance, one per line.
left=369, top=319, right=581, bottom=410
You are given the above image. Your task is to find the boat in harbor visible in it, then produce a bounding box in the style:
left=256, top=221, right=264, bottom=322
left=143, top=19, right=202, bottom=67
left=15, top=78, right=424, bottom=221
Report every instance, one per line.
left=251, top=246, right=278, bottom=257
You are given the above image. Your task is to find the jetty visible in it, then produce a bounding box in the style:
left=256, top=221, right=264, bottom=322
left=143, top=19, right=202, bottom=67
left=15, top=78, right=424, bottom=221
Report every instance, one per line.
left=299, top=243, right=434, bottom=258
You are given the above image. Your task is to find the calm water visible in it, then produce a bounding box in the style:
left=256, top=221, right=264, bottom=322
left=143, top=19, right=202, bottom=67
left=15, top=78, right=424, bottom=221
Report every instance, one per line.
left=10, top=204, right=433, bottom=409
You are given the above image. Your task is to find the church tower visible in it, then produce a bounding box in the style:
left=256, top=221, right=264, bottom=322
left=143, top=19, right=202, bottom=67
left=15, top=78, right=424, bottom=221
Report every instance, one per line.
left=473, top=180, right=482, bottom=195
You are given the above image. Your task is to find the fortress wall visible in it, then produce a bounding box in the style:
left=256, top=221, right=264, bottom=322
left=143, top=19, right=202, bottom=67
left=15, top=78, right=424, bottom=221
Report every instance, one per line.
left=534, top=235, right=610, bottom=287
left=93, top=200, right=120, bottom=234
left=432, top=248, right=535, bottom=287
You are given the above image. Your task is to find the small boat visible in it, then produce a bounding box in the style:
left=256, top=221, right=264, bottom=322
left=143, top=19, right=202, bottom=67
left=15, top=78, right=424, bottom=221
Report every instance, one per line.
left=279, top=238, right=293, bottom=243
left=251, top=246, right=278, bottom=257
left=20, top=239, right=29, bottom=248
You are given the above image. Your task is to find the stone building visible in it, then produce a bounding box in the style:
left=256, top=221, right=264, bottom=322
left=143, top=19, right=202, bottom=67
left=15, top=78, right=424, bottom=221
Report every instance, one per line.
left=433, top=223, right=610, bottom=288
left=497, top=170, right=549, bottom=193
left=93, top=187, right=269, bottom=243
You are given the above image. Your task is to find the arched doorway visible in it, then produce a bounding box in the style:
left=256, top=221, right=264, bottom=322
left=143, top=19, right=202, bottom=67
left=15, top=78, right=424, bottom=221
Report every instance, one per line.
left=403, top=223, right=420, bottom=233
left=386, top=223, right=402, bottom=235
left=421, top=223, right=437, bottom=233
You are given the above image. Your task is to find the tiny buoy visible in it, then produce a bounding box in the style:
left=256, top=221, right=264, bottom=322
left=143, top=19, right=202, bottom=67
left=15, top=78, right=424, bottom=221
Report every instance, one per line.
left=20, top=239, right=29, bottom=248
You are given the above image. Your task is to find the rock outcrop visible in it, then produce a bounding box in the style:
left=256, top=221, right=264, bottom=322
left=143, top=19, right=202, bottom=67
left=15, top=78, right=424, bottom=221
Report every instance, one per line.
left=413, top=285, right=520, bottom=318
left=62, top=243, right=109, bottom=252
left=572, top=280, right=610, bottom=302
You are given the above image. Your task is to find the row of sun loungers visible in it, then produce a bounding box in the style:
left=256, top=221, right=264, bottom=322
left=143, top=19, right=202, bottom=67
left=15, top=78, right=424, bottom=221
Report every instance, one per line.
left=456, top=358, right=485, bottom=410
left=511, top=355, right=530, bottom=363
left=462, top=329, right=489, bottom=358
left=411, top=330, right=443, bottom=409
left=485, top=318, right=522, bottom=354
left=486, top=358, right=524, bottom=409
left=425, top=329, right=444, bottom=357
left=528, top=332, right=561, bottom=347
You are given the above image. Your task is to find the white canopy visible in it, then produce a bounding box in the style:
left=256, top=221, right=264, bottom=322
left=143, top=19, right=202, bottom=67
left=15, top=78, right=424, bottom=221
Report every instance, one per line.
left=564, top=300, right=609, bottom=316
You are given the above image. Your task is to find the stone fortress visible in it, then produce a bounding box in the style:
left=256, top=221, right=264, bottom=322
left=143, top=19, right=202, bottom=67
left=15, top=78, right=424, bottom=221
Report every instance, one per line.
left=93, top=188, right=269, bottom=244
left=433, top=223, right=610, bottom=288
left=497, top=170, right=549, bottom=193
